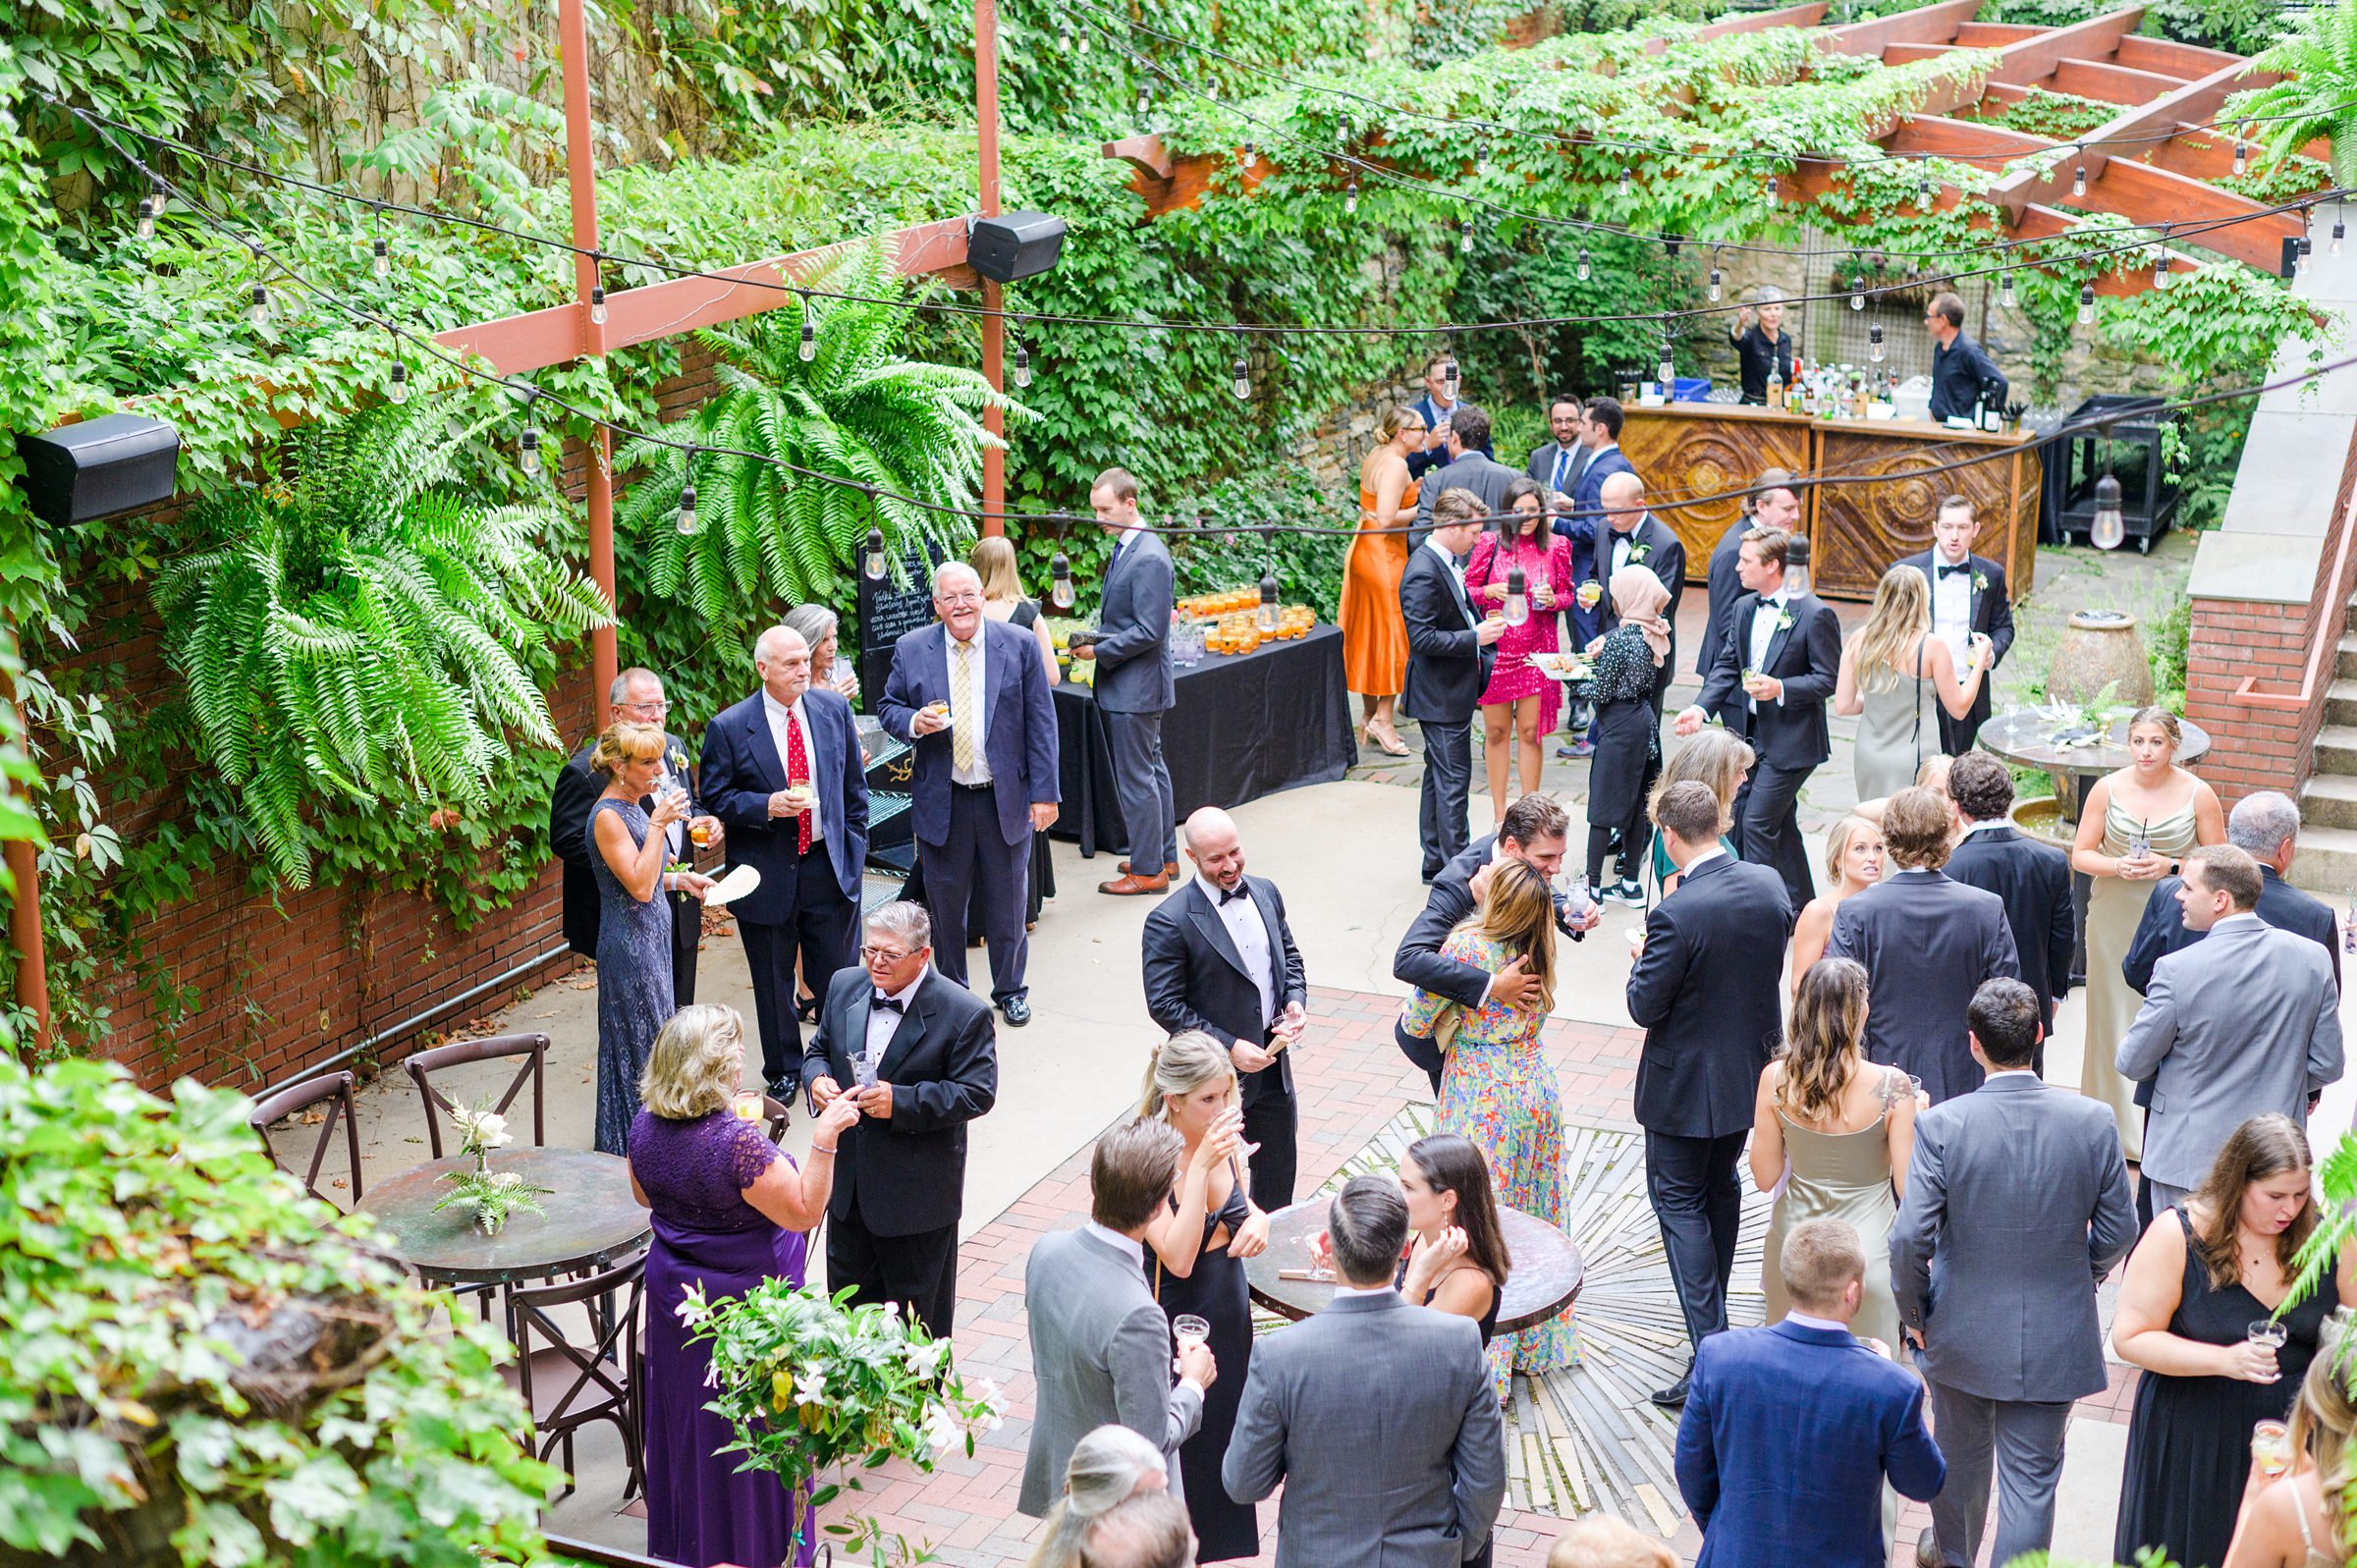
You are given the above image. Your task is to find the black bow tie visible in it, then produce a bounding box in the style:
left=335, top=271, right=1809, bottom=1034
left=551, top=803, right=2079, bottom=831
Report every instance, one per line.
left=1939, top=562, right=1972, bottom=580
left=870, top=995, right=905, bottom=1014
left=1217, top=883, right=1250, bottom=905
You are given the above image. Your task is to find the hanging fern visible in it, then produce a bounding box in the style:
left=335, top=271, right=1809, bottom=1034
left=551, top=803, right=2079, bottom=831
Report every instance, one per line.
left=153, top=398, right=612, bottom=888
left=615, top=243, right=1027, bottom=626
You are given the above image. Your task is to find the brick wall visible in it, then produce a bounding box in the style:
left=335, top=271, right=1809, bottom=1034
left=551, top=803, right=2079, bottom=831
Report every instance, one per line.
left=61, top=343, right=729, bottom=1094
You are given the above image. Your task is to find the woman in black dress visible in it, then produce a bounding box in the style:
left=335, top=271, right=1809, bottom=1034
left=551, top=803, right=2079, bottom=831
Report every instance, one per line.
left=1398, top=1134, right=1508, bottom=1568
left=2114, top=1114, right=2354, bottom=1568
left=971, top=536, right=1058, bottom=926
left=1140, top=1031, right=1270, bottom=1563
left=1582, top=565, right=1672, bottom=903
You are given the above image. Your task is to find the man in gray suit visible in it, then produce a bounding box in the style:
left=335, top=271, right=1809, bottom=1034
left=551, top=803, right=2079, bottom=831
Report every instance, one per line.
left=1021, top=1120, right=1214, bottom=1517
left=1074, top=467, right=1178, bottom=896
left=1891, top=979, right=2137, bottom=1568
left=2116, top=842, right=2344, bottom=1213
left=1411, top=406, right=1518, bottom=545
left=1222, top=1174, right=1504, bottom=1567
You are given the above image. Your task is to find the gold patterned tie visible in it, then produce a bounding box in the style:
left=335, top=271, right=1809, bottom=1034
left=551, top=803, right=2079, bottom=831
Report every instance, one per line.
left=952, top=638, right=978, bottom=773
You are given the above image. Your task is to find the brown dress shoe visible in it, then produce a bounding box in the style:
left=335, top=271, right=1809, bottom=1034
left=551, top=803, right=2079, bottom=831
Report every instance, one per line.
left=1098, top=871, right=1172, bottom=895
left=1117, top=859, right=1181, bottom=878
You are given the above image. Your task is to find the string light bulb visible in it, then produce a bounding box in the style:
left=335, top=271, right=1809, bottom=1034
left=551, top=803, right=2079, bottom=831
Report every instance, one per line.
left=1869, top=322, right=1885, bottom=362
left=1618, top=165, right=1632, bottom=191
left=2154, top=241, right=2171, bottom=290
left=2072, top=148, right=2087, bottom=198
left=2001, top=268, right=2017, bottom=309
left=248, top=281, right=271, bottom=331
left=387, top=360, right=409, bottom=405
left=1458, top=218, right=1474, bottom=253
left=678, top=452, right=699, bottom=536
left=1657, top=338, right=1674, bottom=391
left=1232, top=351, right=1250, bottom=401
left=1766, top=174, right=1780, bottom=204
left=1238, top=141, right=1255, bottom=170
left=589, top=285, right=607, bottom=326
left=1502, top=565, right=1529, bottom=627
left=1257, top=568, right=1281, bottom=632
left=1050, top=551, right=1075, bottom=611
left=1576, top=245, right=1590, bottom=282
left=863, top=526, right=889, bottom=581
left=1135, top=82, right=1150, bottom=117
left=371, top=236, right=389, bottom=279
left=2078, top=283, right=2096, bottom=325
left=1782, top=532, right=1813, bottom=598
left=2091, top=473, right=2126, bottom=550
left=2233, top=140, right=2249, bottom=177
left=1344, top=176, right=1358, bottom=214
left=2301, top=236, right=2315, bottom=274
left=1850, top=267, right=1865, bottom=310
left=519, top=423, right=541, bottom=479
left=1013, top=340, right=1032, bottom=390
left=2334, top=219, right=2346, bottom=257
left=798, top=294, right=816, bottom=362
left=136, top=176, right=160, bottom=242
left=1443, top=357, right=1460, bottom=399
left=1918, top=174, right=1936, bottom=207
left=1708, top=265, right=1723, bottom=302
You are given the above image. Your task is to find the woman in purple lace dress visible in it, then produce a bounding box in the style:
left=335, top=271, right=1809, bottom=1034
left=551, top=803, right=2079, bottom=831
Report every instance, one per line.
left=630, top=1003, right=861, bottom=1568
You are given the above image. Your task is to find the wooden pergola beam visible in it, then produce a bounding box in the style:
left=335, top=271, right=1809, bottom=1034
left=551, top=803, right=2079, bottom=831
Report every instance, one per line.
left=1986, top=58, right=2266, bottom=218
left=433, top=218, right=976, bottom=377
left=2048, top=57, right=2195, bottom=105
left=1820, top=0, right=1981, bottom=59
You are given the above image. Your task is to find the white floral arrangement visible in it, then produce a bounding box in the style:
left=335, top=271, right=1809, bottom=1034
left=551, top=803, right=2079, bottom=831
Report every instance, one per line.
left=433, top=1101, right=550, bottom=1232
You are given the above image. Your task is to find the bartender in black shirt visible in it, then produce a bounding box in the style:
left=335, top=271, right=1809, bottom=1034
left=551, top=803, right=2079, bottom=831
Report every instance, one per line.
left=1925, top=290, right=2009, bottom=424
left=1726, top=286, right=1794, bottom=406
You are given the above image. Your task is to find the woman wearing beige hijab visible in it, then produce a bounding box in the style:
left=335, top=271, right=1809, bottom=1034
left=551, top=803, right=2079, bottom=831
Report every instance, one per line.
left=1583, top=566, right=1672, bottom=902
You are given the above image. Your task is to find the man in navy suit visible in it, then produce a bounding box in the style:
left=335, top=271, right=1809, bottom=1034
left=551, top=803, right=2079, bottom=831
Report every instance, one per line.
left=879, top=562, right=1060, bottom=1026
left=1399, top=489, right=1507, bottom=882
left=1676, top=526, right=1843, bottom=910
left=1525, top=396, right=1590, bottom=497
left=1406, top=353, right=1488, bottom=482
left=1409, top=406, right=1518, bottom=546
left=1628, top=781, right=1794, bottom=1407
left=1944, top=753, right=2073, bottom=1075
left=1900, top=496, right=2015, bottom=754
left=1676, top=1217, right=1946, bottom=1568
left=1073, top=467, right=1178, bottom=896
left=1141, top=807, right=1308, bottom=1205
left=697, top=624, right=870, bottom=1100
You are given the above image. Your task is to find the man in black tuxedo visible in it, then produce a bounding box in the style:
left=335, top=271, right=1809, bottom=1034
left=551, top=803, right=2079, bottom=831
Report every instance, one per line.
left=1828, top=786, right=2020, bottom=1104
left=1901, top=496, right=2015, bottom=754
left=2121, top=789, right=2340, bottom=1224
left=699, top=625, right=871, bottom=1101
left=1391, top=792, right=1600, bottom=1094
left=1526, top=396, right=1590, bottom=498
left=1694, top=471, right=1802, bottom=696
left=803, top=901, right=998, bottom=1336
left=1400, top=489, right=1507, bottom=882
left=1586, top=471, right=1686, bottom=711
left=1626, top=782, right=1794, bottom=1407
left=1675, top=526, right=1842, bottom=910
left=1140, top=806, right=1308, bottom=1206
left=1410, top=406, right=1519, bottom=545
left=1944, top=752, right=2073, bottom=1078
left=548, top=668, right=723, bottom=1000
left=878, top=562, right=1061, bottom=1025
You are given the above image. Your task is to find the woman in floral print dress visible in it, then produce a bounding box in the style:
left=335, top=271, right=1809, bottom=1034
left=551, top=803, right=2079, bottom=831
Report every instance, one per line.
left=1399, top=856, right=1576, bottom=1396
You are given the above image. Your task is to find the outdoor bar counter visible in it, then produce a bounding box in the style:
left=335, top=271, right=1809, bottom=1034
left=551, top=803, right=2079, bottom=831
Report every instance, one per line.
left=1619, top=404, right=2042, bottom=601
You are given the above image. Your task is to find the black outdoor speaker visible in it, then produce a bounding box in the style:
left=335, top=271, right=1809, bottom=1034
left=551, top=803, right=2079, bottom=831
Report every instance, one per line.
left=967, top=212, right=1067, bottom=284
left=14, top=413, right=180, bottom=526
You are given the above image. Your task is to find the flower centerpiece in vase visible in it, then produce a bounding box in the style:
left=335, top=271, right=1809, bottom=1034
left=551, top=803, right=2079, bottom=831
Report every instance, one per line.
left=433, top=1102, right=552, bottom=1236
left=683, top=1282, right=1006, bottom=1562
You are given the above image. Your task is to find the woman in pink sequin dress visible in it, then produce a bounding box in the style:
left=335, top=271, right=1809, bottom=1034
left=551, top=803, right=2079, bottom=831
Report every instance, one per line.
left=1465, top=478, right=1575, bottom=826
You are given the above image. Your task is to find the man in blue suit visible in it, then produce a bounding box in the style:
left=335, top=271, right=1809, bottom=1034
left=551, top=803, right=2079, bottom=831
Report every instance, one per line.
left=880, top=562, right=1060, bottom=1026
left=697, top=624, right=871, bottom=1101
left=1675, top=1217, right=1946, bottom=1568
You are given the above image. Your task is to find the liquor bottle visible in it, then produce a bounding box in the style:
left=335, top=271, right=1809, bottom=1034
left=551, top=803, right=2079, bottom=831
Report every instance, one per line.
left=1765, top=361, right=1783, bottom=410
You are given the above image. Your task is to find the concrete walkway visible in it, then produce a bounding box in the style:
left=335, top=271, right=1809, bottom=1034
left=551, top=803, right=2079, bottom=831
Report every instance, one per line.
left=286, top=528, right=2346, bottom=1566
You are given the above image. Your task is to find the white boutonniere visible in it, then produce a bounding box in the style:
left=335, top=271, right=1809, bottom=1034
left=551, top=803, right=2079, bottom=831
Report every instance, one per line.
left=1627, top=543, right=1652, bottom=564
left=1972, top=570, right=1990, bottom=593
left=668, top=746, right=687, bottom=775
left=1775, top=610, right=1794, bottom=632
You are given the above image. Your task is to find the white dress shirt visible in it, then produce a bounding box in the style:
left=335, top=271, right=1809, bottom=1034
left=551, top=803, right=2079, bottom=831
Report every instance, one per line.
left=944, top=622, right=991, bottom=786
left=1545, top=443, right=1579, bottom=493
left=1083, top=1219, right=1148, bottom=1275
left=1423, top=534, right=1471, bottom=616
left=1333, top=1282, right=1398, bottom=1300
left=1678, top=844, right=1728, bottom=876
left=760, top=690, right=824, bottom=845
left=1930, top=550, right=1973, bottom=669
left=1208, top=878, right=1277, bottom=1030
left=1785, top=1310, right=1851, bottom=1335
left=1745, top=594, right=1788, bottom=711
left=1958, top=817, right=2011, bottom=838
left=860, top=967, right=924, bottom=1072
left=1610, top=525, right=1636, bottom=577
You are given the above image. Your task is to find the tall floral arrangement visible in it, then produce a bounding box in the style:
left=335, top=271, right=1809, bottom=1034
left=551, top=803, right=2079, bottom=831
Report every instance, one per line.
left=682, top=1281, right=1005, bottom=1562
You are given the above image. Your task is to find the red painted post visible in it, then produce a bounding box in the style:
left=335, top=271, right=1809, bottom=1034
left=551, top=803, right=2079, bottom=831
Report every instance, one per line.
left=559, top=0, right=619, bottom=714
left=977, top=0, right=1007, bottom=536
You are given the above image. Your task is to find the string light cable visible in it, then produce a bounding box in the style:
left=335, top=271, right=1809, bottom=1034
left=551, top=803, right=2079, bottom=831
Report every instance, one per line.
left=75, top=112, right=2355, bottom=548
left=45, top=91, right=2344, bottom=351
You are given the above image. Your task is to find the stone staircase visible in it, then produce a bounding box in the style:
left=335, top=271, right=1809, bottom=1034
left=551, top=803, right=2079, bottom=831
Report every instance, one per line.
left=2297, top=598, right=2357, bottom=895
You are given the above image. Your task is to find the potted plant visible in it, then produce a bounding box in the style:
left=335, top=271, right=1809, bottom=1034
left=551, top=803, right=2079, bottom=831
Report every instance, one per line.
left=679, top=1281, right=1004, bottom=1564
left=431, top=1102, right=553, bottom=1236
left=0, top=1056, right=560, bottom=1568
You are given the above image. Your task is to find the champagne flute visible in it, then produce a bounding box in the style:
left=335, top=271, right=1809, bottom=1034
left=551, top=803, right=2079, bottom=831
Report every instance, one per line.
left=1172, top=1314, right=1211, bottom=1377
left=2248, top=1319, right=2289, bottom=1383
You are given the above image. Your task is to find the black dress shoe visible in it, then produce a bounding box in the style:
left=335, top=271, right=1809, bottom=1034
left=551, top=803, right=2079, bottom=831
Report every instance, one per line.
left=1000, top=995, right=1032, bottom=1026
left=1648, top=1377, right=1690, bottom=1409
left=765, top=1076, right=797, bottom=1108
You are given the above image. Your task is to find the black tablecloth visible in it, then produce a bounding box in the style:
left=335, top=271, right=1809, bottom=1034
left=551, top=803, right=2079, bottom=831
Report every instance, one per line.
left=1052, top=624, right=1357, bottom=857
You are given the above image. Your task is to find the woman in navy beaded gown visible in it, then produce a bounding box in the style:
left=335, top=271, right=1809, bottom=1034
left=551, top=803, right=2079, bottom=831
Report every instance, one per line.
left=630, top=1004, right=861, bottom=1568
left=589, top=720, right=705, bottom=1155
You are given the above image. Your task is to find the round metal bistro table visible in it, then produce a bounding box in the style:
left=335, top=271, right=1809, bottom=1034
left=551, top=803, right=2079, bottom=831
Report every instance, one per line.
left=356, top=1147, right=650, bottom=1286
left=1245, top=1199, right=1584, bottom=1333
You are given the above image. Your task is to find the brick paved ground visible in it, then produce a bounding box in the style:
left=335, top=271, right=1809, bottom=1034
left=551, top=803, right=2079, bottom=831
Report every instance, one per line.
left=829, top=983, right=2139, bottom=1567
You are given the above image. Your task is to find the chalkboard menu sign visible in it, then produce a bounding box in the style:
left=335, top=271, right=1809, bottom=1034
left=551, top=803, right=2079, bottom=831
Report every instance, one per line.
left=854, top=543, right=943, bottom=708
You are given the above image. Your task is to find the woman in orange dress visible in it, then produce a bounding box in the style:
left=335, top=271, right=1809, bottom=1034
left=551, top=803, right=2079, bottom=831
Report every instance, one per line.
left=1342, top=405, right=1423, bottom=756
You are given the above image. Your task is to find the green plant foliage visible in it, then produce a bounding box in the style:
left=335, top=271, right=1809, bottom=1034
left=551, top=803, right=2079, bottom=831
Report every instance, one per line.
left=0, top=1054, right=561, bottom=1563
left=614, top=245, right=1021, bottom=640
left=151, top=398, right=611, bottom=886
left=1968, top=87, right=2118, bottom=140
left=2229, top=3, right=2357, bottom=189
left=1166, top=475, right=1354, bottom=621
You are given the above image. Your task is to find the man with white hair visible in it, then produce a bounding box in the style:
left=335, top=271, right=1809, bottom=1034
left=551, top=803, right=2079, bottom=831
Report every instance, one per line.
left=697, top=624, right=870, bottom=1101
left=880, top=562, right=1060, bottom=1025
